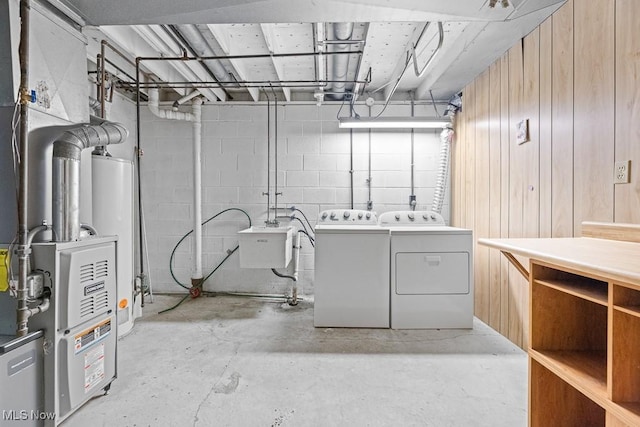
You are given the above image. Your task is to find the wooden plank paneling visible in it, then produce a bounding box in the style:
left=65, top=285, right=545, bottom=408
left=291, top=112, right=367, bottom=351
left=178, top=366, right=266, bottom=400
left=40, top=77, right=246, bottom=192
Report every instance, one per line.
left=499, top=53, right=511, bottom=337
left=475, top=69, right=491, bottom=324
left=551, top=0, right=574, bottom=237
left=489, top=61, right=502, bottom=330
left=521, top=28, right=541, bottom=349
left=614, top=0, right=640, bottom=222
left=451, top=0, right=636, bottom=352
left=539, top=18, right=552, bottom=238
left=573, top=0, right=615, bottom=235
left=464, top=81, right=476, bottom=233
left=508, top=41, right=525, bottom=347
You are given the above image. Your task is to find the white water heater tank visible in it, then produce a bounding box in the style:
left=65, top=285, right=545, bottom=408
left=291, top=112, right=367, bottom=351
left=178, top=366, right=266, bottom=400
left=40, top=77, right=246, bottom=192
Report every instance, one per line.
left=92, top=155, right=140, bottom=337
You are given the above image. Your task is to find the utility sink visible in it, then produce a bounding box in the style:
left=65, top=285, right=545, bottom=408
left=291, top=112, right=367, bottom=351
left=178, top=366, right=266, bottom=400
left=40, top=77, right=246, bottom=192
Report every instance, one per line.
left=237, top=226, right=293, bottom=269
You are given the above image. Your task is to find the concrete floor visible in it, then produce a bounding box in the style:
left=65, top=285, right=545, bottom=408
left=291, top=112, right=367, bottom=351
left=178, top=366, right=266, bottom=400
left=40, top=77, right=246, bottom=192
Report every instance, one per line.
left=64, top=295, right=527, bottom=427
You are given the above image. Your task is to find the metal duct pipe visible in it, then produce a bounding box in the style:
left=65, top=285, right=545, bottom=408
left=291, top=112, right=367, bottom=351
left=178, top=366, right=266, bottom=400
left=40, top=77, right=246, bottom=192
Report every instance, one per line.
left=329, top=22, right=354, bottom=99
left=52, top=119, right=128, bottom=242
left=176, top=24, right=231, bottom=84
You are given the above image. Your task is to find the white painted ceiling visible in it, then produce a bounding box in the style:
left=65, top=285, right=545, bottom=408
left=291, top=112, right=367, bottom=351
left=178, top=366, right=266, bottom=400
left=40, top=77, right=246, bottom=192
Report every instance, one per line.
left=57, top=0, right=566, bottom=103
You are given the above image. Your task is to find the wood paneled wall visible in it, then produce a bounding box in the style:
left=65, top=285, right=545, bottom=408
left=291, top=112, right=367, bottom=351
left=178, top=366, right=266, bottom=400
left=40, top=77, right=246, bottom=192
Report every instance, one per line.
left=452, top=0, right=640, bottom=348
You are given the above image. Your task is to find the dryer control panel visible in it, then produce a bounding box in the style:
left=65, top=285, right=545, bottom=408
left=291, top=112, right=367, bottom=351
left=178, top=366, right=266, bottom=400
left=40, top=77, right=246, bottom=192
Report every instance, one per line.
left=318, top=209, right=378, bottom=225
left=378, top=211, right=445, bottom=226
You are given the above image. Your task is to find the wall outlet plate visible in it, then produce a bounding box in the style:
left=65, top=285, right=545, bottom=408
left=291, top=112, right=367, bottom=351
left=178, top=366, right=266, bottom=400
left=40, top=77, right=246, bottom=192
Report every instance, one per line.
left=614, top=160, right=631, bottom=184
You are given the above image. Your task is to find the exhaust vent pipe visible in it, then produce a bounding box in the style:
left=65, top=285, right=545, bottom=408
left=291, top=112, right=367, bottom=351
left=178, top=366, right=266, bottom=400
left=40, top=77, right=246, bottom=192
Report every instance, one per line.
left=52, top=117, right=128, bottom=242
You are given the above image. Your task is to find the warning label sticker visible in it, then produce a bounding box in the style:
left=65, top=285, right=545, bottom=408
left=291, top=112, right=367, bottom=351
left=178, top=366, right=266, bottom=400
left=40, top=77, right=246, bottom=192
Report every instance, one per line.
left=74, top=319, right=111, bottom=354
left=84, top=343, right=105, bottom=393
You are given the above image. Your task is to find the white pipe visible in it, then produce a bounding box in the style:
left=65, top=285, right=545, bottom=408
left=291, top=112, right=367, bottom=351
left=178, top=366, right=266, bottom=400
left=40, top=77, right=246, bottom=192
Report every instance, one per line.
left=192, top=98, right=203, bottom=280
left=147, top=89, right=203, bottom=283
left=293, top=233, right=301, bottom=281
left=148, top=88, right=195, bottom=121
left=173, top=91, right=201, bottom=110
left=292, top=231, right=301, bottom=304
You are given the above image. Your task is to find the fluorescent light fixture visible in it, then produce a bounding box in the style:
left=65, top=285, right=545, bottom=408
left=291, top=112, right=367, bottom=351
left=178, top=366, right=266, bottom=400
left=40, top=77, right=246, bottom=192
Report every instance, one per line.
left=338, top=116, right=451, bottom=129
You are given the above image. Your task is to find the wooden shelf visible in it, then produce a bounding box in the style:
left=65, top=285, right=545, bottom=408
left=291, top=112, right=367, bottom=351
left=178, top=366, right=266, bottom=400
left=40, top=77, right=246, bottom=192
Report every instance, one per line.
left=480, top=230, right=640, bottom=426
left=609, top=402, right=640, bottom=427
left=534, top=279, right=608, bottom=306
left=530, top=349, right=607, bottom=402
left=613, top=305, right=640, bottom=318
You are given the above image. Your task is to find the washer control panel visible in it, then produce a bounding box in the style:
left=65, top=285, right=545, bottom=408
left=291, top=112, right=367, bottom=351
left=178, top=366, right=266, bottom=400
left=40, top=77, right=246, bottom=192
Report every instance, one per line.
left=318, top=209, right=378, bottom=224
left=378, top=211, right=445, bottom=226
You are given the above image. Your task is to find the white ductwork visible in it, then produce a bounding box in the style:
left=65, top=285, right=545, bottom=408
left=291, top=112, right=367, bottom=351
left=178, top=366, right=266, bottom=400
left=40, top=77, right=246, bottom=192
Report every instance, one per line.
left=176, top=24, right=232, bottom=84
left=329, top=22, right=354, bottom=99
left=147, top=88, right=204, bottom=284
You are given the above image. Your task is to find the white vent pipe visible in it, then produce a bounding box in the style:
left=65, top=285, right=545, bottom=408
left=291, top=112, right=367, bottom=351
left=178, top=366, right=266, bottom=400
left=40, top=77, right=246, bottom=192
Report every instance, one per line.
left=52, top=117, right=128, bottom=242
left=329, top=22, right=354, bottom=98
left=147, top=89, right=204, bottom=283
left=430, top=126, right=453, bottom=215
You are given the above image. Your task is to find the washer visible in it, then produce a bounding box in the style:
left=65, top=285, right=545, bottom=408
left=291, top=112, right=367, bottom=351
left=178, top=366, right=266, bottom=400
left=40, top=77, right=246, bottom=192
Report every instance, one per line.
left=379, top=211, right=473, bottom=329
left=314, top=209, right=390, bottom=328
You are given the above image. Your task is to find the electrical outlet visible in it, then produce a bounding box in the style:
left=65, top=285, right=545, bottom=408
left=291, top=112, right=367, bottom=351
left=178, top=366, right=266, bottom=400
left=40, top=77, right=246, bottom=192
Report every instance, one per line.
left=614, top=160, right=631, bottom=184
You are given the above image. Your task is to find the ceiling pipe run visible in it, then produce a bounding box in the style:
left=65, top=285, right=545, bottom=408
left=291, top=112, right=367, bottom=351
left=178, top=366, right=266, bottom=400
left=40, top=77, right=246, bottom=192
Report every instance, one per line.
left=176, top=24, right=233, bottom=86
left=328, top=22, right=354, bottom=100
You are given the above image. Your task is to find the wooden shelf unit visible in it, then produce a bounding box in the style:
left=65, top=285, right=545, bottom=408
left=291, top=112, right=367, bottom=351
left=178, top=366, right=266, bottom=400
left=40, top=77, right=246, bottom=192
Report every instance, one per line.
left=530, top=262, right=640, bottom=427
left=478, top=224, right=640, bottom=426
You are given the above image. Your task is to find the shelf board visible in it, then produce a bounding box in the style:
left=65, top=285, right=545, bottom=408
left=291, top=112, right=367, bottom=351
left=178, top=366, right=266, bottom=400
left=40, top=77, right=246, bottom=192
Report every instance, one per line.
left=613, top=305, right=640, bottom=318
left=534, top=279, right=608, bottom=306
left=530, top=349, right=607, bottom=404
left=610, top=402, right=640, bottom=426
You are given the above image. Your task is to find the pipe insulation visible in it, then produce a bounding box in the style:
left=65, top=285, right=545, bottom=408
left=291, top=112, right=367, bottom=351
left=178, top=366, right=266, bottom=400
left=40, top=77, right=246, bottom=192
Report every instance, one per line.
left=52, top=118, right=128, bottom=242
left=430, top=126, right=453, bottom=215
left=329, top=22, right=354, bottom=98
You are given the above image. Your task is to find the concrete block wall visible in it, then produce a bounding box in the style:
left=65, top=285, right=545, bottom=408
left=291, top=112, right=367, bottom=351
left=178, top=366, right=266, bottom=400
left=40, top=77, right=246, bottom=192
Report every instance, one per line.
left=137, top=101, right=449, bottom=295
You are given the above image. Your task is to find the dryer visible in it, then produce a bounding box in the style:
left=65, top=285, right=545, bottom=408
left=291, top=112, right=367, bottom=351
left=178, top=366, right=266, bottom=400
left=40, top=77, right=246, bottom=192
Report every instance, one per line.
left=314, top=209, right=390, bottom=328
left=379, top=211, right=473, bottom=329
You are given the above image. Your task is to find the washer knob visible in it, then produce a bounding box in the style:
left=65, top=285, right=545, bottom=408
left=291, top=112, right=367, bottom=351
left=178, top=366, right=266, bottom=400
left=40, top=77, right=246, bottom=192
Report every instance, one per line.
left=343, top=211, right=351, bottom=219
left=430, top=214, right=436, bottom=221
left=330, top=212, right=337, bottom=220
left=321, top=212, right=328, bottom=220
left=366, top=212, right=371, bottom=219
left=358, top=212, right=363, bottom=219
left=423, top=213, right=429, bottom=221
left=395, top=214, right=401, bottom=221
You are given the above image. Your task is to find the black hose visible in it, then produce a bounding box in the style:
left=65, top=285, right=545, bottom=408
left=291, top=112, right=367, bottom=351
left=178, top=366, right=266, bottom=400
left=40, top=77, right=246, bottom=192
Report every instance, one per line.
left=169, top=208, right=251, bottom=289
left=297, top=229, right=314, bottom=248
left=294, top=208, right=315, bottom=235
left=271, top=268, right=296, bottom=282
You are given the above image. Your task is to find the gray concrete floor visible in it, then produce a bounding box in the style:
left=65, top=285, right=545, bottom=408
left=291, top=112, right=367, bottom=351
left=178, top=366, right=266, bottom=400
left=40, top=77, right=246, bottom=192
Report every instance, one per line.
left=64, top=295, right=527, bottom=427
